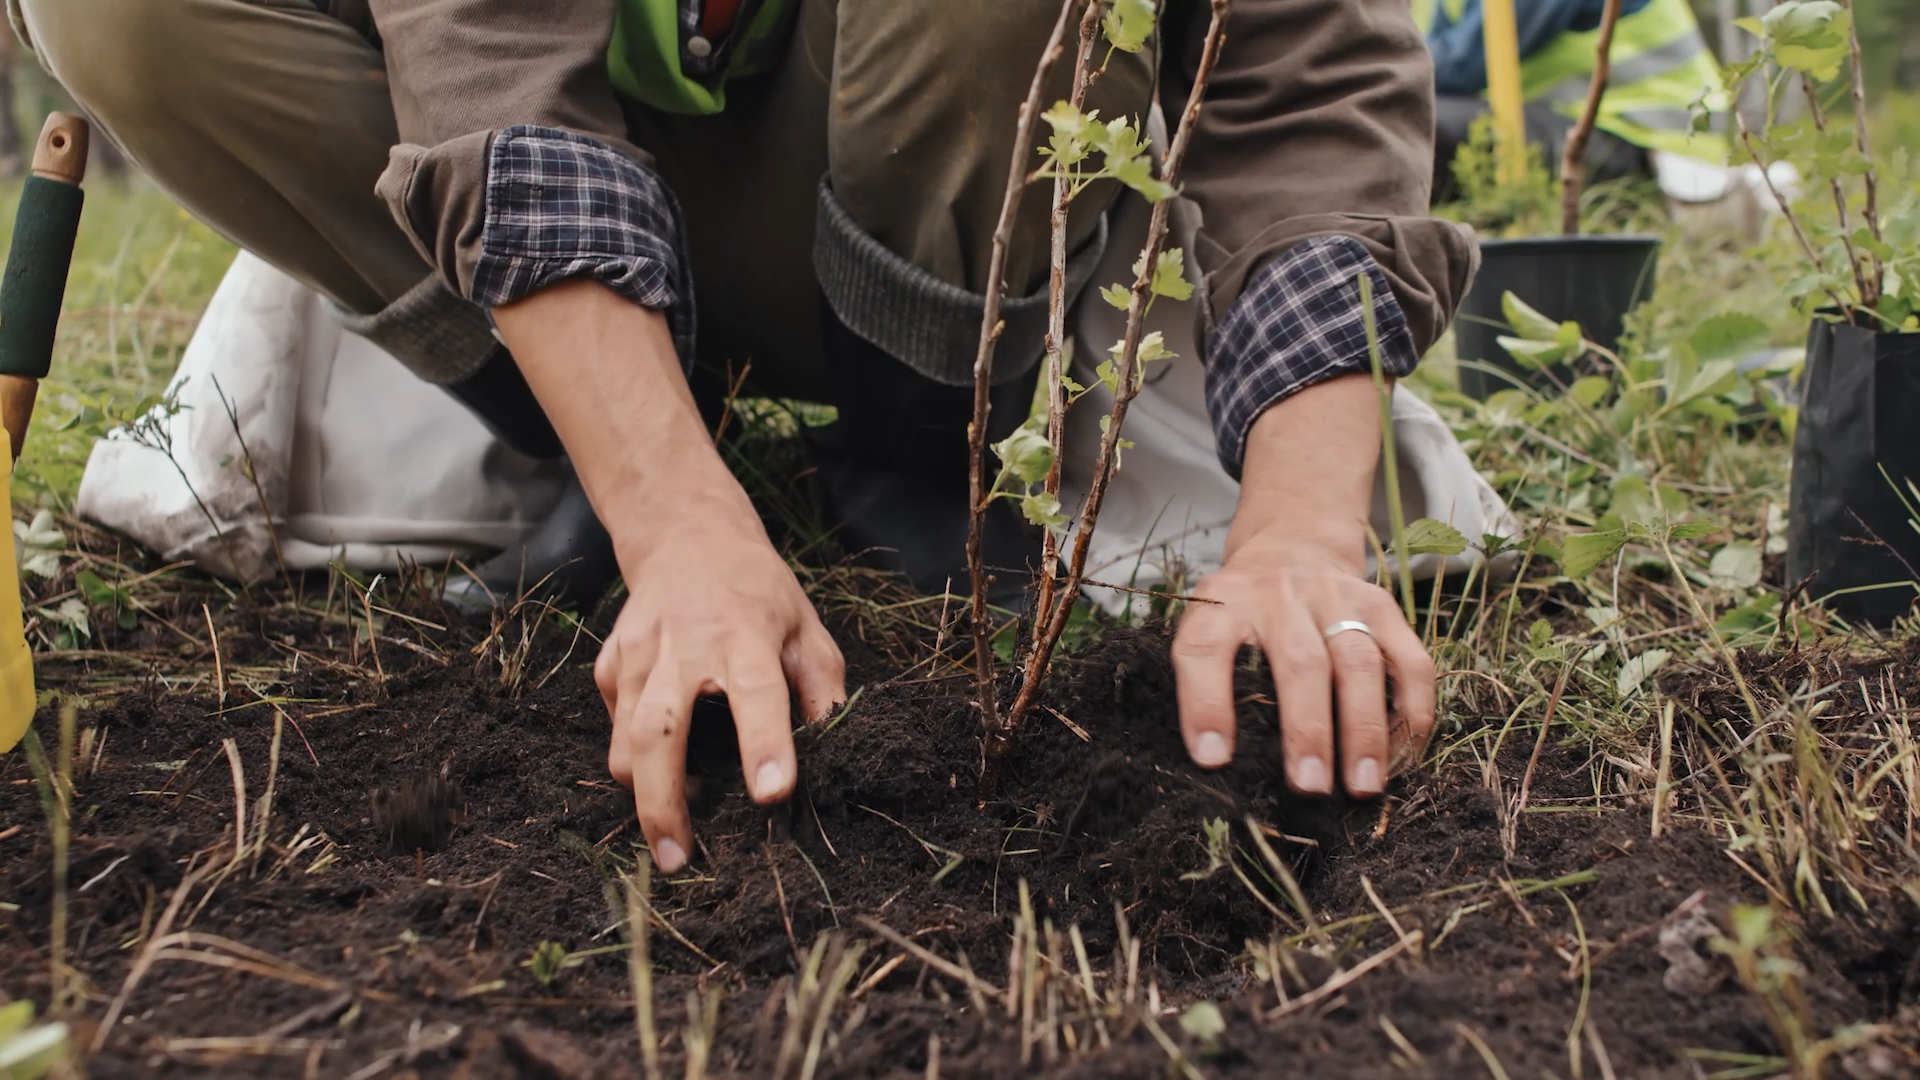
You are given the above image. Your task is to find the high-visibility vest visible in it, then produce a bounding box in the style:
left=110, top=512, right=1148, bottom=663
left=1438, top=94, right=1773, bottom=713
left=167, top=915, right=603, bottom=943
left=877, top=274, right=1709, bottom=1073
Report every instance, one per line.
left=1420, top=0, right=1731, bottom=162
left=607, top=0, right=799, bottom=115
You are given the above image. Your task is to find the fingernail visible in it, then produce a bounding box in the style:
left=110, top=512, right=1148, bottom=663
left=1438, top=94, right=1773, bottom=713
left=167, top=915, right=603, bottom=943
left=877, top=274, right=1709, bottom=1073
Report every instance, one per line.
left=1192, top=731, right=1231, bottom=768
left=1292, top=755, right=1332, bottom=795
left=1351, top=757, right=1383, bottom=795
left=653, top=837, right=687, bottom=872
left=754, top=759, right=788, bottom=800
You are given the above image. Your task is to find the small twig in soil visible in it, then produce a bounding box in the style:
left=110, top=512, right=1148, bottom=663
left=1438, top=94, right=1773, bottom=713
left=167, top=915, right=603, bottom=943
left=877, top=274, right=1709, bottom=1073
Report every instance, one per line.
left=1267, top=931, right=1422, bottom=1020
left=858, top=916, right=1011, bottom=1011
left=1244, top=817, right=1328, bottom=953
left=768, top=846, right=799, bottom=959
left=1557, top=0, right=1622, bottom=236
left=1507, top=662, right=1571, bottom=859
left=1359, top=874, right=1418, bottom=957
left=95, top=855, right=208, bottom=1050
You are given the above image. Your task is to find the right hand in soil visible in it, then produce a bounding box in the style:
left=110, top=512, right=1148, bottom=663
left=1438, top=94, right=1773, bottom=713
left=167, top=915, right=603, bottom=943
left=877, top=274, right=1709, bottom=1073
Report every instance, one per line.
left=490, top=282, right=846, bottom=874
left=596, top=519, right=845, bottom=873
left=1171, top=374, right=1436, bottom=798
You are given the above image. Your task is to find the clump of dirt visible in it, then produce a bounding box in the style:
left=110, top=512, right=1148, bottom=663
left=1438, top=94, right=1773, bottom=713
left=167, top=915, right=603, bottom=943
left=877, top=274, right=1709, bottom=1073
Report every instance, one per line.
left=2, top=605, right=1916, bottom=1078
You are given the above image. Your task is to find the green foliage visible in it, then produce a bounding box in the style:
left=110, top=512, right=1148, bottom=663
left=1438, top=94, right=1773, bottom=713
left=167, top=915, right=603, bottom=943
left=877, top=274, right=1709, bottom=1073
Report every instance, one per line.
left=0, top=1000, right=67, bottom=1080
left=1441, top=114, right=1558, bottom=236
left=11, top=511, right=63, bottom=580
left=5, top=181, right=236, bottom=507
left=1401, top=518, right=1469, bottom=557
left=523, top=940, right=569, bottom=986
left=1037, top=102, right=1171, bottom=203
left=1742, top=1, right=1851, bottom=82
left=1101, top=0, right=1156, bottom=57
left=1718, top=0, right=1920, bottom=327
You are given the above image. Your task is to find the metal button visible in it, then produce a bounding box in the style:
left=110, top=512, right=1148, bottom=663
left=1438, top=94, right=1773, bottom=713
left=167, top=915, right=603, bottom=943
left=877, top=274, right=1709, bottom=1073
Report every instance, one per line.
left=687, top=35, right=713, bottom=58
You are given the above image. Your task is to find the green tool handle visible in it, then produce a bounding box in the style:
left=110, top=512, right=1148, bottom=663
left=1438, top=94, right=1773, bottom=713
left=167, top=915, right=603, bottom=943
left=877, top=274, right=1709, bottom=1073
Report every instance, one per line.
left=1, top=113, right=88, bottom=465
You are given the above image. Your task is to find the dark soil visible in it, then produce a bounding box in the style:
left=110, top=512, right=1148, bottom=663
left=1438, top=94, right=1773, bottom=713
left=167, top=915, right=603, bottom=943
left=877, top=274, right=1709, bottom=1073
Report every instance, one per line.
left=4, top=591, right=1918, bottom=1078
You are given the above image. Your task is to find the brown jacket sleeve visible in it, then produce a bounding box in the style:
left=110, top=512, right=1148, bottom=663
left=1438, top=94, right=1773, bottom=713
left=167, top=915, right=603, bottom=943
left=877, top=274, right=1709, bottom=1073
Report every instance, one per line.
left=366, top=0, right=643, bottom=295
left=1165, top=0, right=1478, bottom=354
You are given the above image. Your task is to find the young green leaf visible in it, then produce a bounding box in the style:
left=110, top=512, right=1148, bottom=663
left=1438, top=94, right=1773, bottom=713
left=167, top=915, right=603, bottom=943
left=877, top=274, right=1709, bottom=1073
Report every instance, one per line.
left=1500, top=291, right=1565, bottom=341
left=1109, top=153, right=1175, bottom=202
left=1151, top=248, right=1194, bottom=302
left=1017, top=491, right=1066, bottom=530
left=1560, top=529, right=1628, bottom=578
left=1616, top=648, right=1669, bottom=698
left=1099, top=282, right=1131, bottom=310
left=1708, top=541, right=1764, bottom=591
left=991, top=422, right=1054, bottom=487
left=1101, top=0, right=1156, bottom=54
left=1758, top=0, right=1851, bottom=81
left=1686, top=313, right=1771, bottom=362
left=1400, top=518, right=1469, bottom=557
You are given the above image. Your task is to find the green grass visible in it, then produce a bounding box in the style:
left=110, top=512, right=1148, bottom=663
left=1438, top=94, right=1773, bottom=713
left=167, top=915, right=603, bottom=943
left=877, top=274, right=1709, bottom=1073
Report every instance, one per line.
left=5, top=176, right=234, bottom=507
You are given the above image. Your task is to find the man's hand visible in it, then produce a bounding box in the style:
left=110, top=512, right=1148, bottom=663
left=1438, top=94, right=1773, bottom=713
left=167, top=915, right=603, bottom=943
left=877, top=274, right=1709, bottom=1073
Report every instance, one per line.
left=1172, top=374, right=1435, bottom=797
left=493, top=282, right=845, bottom=871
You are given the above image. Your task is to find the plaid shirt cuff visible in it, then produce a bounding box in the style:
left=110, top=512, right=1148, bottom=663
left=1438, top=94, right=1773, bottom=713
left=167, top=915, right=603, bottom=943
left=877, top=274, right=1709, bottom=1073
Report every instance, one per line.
left=471, top=125, right=696, bottom=366
left=1204, top=235, right=1417, bottom=480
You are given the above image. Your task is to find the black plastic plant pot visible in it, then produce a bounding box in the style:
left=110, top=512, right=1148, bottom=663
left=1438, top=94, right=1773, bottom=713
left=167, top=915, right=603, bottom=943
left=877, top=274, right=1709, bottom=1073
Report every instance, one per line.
left=1785, top=315, right=1920, bottom=627
left=1455, top=235, right=1661, bottom=400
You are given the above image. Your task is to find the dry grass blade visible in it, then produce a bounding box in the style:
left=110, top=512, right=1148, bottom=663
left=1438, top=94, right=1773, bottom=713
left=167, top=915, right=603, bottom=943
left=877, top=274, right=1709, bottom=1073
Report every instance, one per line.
left=222, top=737, right=247, bottom=874
left=624, top=860, right=662, bottom=1080
left=1268, top=931, right=1422, bottom=1020
left=96, top=856, right=209, bottom=1051
left=1141, top=1011, right=1207, bottom=1080
left=1244, top=816, right=1327, bottom=951
left=857, top=916, right=1010, bottom=1010
left=150, top=931, right=349, bottom=993
left=1456, top=1022, right=1515, bottom=1080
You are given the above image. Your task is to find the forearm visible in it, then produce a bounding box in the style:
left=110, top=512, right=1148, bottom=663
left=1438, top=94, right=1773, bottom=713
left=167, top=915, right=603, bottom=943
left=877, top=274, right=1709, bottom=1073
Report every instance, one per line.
left=1227, top=372, right=1381, bottom=572
left=490, top=280, right=762, bottom=566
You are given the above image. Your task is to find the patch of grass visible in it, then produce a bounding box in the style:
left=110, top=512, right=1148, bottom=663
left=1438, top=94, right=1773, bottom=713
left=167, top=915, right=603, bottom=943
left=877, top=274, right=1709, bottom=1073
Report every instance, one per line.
left=5, top=176, right=234, bottom=507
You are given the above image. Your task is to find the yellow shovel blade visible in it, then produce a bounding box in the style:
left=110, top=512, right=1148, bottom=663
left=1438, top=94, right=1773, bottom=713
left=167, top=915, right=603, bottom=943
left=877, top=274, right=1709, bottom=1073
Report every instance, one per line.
left=1, top=441, right=34, bottom=754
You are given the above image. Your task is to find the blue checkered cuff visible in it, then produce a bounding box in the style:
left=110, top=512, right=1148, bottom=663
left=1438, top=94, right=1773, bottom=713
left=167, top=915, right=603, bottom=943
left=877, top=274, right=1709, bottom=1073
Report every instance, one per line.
left=471, top=125, right=695, bottom=366
left=1205, top=235, right=1417, bottom=480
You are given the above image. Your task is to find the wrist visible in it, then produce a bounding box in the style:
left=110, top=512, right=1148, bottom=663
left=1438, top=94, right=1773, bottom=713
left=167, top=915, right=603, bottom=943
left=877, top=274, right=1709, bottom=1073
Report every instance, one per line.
left=1225, top=374, right=1381, bottom=574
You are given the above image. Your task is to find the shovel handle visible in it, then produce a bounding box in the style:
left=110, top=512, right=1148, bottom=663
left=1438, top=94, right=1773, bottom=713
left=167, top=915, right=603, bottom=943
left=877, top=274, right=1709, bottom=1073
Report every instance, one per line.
left=1, top=113, right=90, bottom=465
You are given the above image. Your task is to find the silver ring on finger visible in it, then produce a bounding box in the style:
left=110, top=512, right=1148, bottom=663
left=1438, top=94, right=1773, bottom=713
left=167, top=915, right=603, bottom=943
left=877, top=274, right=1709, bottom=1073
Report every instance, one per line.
left=1322, top=619, right=1374, bottom=641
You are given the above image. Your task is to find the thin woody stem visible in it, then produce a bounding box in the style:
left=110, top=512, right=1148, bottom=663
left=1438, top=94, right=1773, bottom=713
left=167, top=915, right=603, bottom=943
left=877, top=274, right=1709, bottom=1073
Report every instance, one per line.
left=1839, top=0, right=1882, bottom=307
left=993, top=0, right=1233, bottom=755
left=1733, top=110, right=1852, bottom=317
left=1558, top=0, right=1621, bottom=237
left=967, top=0, right=1079, bottom=736
left=1036, top=3, right=1107, bottom=645
left=1798, top=74, right=1870, bottom=307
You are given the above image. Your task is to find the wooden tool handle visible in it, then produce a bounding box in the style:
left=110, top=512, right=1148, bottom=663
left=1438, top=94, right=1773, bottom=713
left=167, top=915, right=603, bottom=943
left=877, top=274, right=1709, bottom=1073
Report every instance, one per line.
left=31, top=113, right=89, bottom=186
left=2, top=114, right=89, bottom=465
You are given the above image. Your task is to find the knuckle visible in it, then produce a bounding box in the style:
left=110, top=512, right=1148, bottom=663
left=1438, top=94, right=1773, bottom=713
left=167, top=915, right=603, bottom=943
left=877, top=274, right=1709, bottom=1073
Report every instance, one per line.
left=1272, top=646, right=1329, bottom=684
left=1331, top=639, right=1386, bottom=677
left=1173, top=620, right=1236, bottom=658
